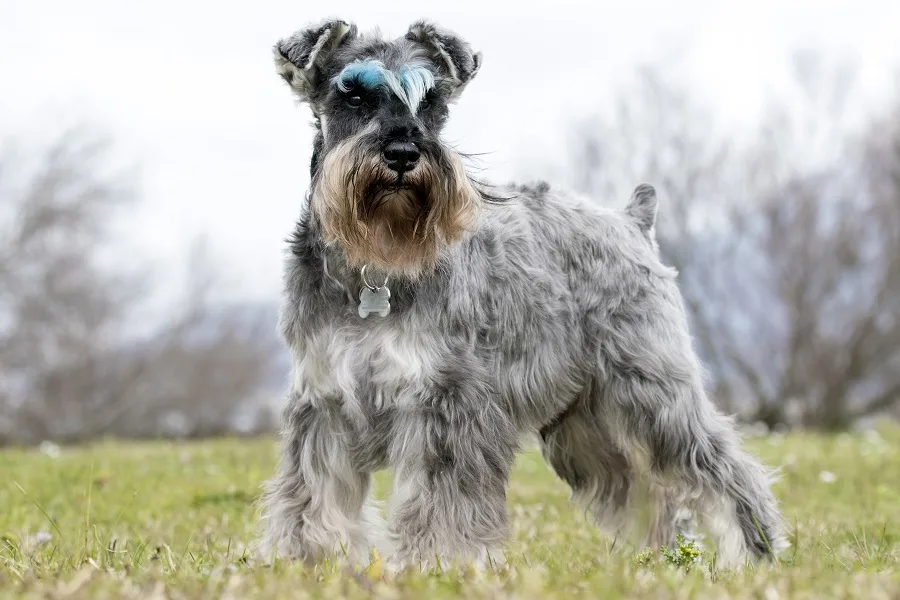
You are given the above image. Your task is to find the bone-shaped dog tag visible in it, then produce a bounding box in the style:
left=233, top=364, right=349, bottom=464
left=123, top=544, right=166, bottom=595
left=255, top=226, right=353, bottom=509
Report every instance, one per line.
left=358, top=285, right=391, bottom=318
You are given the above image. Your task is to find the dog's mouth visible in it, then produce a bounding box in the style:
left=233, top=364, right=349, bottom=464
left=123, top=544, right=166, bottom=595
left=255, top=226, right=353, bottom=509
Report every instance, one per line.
left=361, top=179, right=429, bottom=220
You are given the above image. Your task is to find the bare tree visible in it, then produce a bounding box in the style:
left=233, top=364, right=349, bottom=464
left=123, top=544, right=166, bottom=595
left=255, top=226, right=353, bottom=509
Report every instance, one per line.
left=0, top=126, right=143, bottom=441
left=0, top=127, right=282, bottom=445
left=94, top=238, right=284, bottom=440
left=716, top=156, right=900, bottom=429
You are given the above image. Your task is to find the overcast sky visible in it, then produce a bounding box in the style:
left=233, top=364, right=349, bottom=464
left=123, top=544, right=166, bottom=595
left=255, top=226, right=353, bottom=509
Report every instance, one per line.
left=2, top=0, right=899, bottom=304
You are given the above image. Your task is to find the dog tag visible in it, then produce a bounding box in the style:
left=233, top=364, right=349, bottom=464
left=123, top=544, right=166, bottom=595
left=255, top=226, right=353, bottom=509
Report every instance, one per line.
left=358, top=285, right=391, bottom=318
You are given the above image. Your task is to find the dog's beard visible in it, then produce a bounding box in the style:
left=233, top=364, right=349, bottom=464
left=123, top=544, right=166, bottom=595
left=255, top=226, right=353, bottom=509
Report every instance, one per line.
left=313, top=133, right=480, bottom=278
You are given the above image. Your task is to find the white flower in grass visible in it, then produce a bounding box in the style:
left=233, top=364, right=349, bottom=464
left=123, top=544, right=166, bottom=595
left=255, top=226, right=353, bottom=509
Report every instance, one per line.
left=39, top=441, right=60, bottom=458
left=819, top=470, right=837, bottom=483
left=33, top=531, right=53, bottom=545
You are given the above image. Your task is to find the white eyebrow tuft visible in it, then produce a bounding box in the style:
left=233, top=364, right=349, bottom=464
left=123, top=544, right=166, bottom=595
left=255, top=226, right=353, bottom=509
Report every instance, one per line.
left=393, top=62, right=435, bottom=113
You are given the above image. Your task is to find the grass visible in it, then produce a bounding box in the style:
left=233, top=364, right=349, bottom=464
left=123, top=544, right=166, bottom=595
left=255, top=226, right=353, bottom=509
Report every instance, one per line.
left=1, top=425, right=899, bottom=599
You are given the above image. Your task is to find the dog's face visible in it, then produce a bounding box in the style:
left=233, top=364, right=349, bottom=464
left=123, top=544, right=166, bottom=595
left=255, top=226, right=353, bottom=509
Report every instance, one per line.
left=275, top=20, right=483, bottom=277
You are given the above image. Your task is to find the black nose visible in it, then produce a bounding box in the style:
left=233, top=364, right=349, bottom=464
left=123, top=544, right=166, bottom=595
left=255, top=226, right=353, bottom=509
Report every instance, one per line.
left=382, top=141, right=420, bottom=174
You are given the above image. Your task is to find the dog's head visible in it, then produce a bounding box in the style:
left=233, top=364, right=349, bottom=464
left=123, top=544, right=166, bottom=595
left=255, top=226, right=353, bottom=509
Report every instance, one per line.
left=274, top=19, right=483, bottom=277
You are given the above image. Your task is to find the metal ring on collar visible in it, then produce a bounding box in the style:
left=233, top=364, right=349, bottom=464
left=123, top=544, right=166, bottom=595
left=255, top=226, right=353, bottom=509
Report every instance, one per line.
left=360, top=265, right=388, bottom=292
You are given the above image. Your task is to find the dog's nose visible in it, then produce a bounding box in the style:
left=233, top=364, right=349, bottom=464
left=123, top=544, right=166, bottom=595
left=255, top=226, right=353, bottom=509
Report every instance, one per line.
left=383, top=141, right=420, bottom=174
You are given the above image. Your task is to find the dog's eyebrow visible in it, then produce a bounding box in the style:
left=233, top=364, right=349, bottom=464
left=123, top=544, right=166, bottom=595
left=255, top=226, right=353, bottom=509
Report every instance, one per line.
left=336, top=61, right=388, bottom=91
left=394, top=64, right=434, bottom=113
left=335, top=60, right=434, bottom=113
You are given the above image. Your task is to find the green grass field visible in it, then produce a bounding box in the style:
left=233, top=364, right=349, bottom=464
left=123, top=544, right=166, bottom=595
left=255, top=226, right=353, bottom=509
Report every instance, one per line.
left=2, top=425, right=899, bottom=599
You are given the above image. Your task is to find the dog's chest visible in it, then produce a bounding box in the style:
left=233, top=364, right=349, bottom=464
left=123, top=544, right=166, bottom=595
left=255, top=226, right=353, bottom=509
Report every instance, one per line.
left=292, top=322, right=436, bottom=412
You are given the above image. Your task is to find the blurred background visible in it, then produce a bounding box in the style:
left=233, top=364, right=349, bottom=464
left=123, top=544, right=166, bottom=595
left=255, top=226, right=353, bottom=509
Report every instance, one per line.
left=1, top=0, right=899, bottom=445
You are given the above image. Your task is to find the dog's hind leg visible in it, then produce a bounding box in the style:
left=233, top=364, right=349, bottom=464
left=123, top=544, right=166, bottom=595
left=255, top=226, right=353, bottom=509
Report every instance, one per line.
left=256, top=398, right=383, bottom=565
left=607, top=385, right=788, bottom=568
left=593, top=278, right=788, bottom=569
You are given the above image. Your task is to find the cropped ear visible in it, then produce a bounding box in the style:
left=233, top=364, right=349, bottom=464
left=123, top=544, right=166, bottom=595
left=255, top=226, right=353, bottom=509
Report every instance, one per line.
left=274, top=19, right=357, bottom=103
left=406, top=21, right=481, bottom=100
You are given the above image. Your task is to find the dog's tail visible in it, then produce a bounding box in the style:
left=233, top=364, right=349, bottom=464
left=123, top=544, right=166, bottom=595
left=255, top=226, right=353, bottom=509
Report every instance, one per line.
left=625, top=183, right=657, bottom=236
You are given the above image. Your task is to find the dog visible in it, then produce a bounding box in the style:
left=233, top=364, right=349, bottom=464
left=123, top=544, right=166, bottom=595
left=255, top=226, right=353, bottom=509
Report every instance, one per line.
left=256, top=18, right=788, bottom=572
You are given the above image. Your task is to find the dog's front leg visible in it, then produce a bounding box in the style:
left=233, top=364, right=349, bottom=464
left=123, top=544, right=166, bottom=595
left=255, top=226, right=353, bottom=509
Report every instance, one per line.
left=256, top=398, right=383, bottom=566
left=385, top=367, right=517, bottom=572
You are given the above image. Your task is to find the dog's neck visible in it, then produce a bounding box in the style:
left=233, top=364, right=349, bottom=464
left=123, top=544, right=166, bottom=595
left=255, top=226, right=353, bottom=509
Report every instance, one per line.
left=291, top=204, right=420, bottom=309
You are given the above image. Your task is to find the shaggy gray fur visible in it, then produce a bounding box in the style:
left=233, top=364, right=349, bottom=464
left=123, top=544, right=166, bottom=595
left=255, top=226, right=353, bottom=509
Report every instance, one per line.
left=257, top=18, right=788, bottom=571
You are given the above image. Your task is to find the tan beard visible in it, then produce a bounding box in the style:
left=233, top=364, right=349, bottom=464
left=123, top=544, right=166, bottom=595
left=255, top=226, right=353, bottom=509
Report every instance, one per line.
left=313, top=131, right=481, bottom=278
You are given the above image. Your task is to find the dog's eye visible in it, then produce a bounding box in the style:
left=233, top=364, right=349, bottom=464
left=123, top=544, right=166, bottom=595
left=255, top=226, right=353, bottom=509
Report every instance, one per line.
left=347, top=94, right=364, bottom=108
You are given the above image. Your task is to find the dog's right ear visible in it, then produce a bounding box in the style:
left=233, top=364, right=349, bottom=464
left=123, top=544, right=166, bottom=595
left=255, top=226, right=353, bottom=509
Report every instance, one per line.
left=274, top=19, right=357, bottom=103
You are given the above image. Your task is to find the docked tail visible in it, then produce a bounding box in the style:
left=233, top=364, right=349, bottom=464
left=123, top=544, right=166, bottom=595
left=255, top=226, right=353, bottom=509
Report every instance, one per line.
left=625, top=183, right=658, bottom=239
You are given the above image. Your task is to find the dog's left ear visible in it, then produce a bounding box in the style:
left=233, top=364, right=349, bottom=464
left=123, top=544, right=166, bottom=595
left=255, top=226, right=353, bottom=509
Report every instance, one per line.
left=406, top=21, right=481, bottom=100
left=274, top=19, right=358, bottom=103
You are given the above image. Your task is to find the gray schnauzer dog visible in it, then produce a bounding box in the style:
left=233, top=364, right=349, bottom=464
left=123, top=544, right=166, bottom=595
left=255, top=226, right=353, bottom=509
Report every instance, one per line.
left=257, top=18, right=788, bottom=571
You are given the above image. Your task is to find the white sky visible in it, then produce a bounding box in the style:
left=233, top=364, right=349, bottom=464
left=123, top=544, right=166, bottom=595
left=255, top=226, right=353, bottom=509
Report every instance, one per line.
left=2, top=0, right=899, bottom=304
